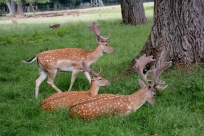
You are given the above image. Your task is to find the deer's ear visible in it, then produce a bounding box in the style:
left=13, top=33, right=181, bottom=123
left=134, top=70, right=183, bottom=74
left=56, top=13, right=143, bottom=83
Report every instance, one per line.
left=96, top=37, right=103, bottom=45
left=138, top=79, right=146, bottom=87
left=91, top=76, right=95, bottom=81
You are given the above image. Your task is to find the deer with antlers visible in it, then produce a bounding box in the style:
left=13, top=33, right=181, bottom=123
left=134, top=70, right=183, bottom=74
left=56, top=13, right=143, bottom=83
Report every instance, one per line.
left=40, top=62, right=110, bottom=111
left=69, top=55, right=172, bottom=119
left=22, top=22, right=114, bottom=98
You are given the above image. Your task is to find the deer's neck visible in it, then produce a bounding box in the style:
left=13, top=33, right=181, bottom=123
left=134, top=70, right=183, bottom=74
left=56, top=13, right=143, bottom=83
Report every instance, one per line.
left=86, top=45, right=103, bottom=65
left=128, top=86, right=148, bottom=111
left=88, top=80, right=99, bottom=96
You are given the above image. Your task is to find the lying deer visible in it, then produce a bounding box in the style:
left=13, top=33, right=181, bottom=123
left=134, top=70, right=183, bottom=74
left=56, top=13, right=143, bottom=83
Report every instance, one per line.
left=69, top=55, right=172, bottom=119
left=22, top=22, right=114, bottom=98
left=63, top=13, right=67, bottom=16
left=49, top=24, right=60, bottom=28
left=12, top=19, right=17, bottom=23
left=15, top=14, right=23, bottom=18
left=40, top=62, right=110, bottom=111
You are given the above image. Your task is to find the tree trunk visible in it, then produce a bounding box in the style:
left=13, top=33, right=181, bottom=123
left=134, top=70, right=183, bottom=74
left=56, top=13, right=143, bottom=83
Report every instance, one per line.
left=6, top=0, right=16, bottom=17
left=124, top=0, right=204, bottom=75
left=17, top=2, right=24, bottom=16
left=120, top=0, right=147, bottom=25
left=29, top=2, right=35, bottom=16
left=54, top=0, right=58, bottom=11
left=47, top=4, right=50, bottom=10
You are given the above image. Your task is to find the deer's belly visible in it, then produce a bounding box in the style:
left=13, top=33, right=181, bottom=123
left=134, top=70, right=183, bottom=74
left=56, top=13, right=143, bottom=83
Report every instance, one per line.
left=57, top=60, right=81, bottom=72
left=59, top=66, right=74, bottom=71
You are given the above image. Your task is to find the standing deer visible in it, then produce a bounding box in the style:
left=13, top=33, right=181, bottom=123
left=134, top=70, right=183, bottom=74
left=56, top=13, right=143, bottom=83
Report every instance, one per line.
left=40, top=62, right=110, bottom=111
left=22, top=22, right=114, bottom=98
left=69, top=55, right=172, bottom=119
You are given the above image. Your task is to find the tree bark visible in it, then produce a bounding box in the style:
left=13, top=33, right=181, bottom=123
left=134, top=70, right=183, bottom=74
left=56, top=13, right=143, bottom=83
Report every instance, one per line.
left=120, top=0, right=147, bottom=25
left=124, top=0, right=204, bottom=75
left=29, top=2, right=35, bottom=16
left=6, top=0, right=16, bottom=17
left=17, top=2, right=24, bottom=16
left=54, top=0, right=58, bottom=11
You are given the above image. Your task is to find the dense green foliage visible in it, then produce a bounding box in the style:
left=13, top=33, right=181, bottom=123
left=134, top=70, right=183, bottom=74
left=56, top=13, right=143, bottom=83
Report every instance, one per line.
left=0, top=5, right=204, bottom=136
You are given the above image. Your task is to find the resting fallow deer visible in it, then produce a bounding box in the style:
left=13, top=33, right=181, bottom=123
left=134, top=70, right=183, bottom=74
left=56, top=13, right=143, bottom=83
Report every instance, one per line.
left=39, top=62, right=110, bottom=111
left=22, top=21, right=114, bottom=98
left=15, top=14, right=23, bottom=18
left=49, top=24, right=61, bottom=28
left=63, top=13, right=67, bottom=16
left=12, top=18, right=17, bottom=23
left=69, top=55, right=172, bottom=119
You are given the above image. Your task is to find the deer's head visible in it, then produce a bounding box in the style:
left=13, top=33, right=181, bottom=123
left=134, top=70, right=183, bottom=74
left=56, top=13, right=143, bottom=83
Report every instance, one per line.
left=134, top=55, right=172, bottom=106
left=89, top=22, right=114, bottom=54
left=81, top=61, right=110, bottom=87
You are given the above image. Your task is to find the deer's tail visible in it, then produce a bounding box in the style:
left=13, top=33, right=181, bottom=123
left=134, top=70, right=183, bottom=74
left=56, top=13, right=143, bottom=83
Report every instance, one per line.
left=22, top=56, right=36, bottom=64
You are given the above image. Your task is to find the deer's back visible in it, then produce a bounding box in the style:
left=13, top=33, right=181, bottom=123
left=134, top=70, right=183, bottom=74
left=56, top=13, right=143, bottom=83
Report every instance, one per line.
left=36, top=48, right=87, bottom=69
left=40, top=91, right=91, bottom=111
left=69, top=95, right=132, bottom=119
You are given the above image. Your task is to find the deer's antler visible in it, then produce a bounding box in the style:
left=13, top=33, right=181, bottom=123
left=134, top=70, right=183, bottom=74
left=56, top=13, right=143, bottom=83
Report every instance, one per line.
left=89, top=22, right=111, bottom=42
left=133, top=55, right=156, bottom=84
left=146, top=61, right=172, bottom=90
left=134, top=55, right=172, bottom=91
left=89, top=22, right=100, bottom=37
left=81, top=61, right=101, bottom=76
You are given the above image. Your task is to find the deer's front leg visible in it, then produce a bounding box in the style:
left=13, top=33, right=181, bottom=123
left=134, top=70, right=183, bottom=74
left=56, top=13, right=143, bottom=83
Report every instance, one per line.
left=68, top=69, right=79, bottom=91
left=83, top=71, right=91, bottom=84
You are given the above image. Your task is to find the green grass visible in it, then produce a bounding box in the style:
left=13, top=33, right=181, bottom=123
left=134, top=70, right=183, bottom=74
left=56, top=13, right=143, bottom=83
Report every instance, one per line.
left=0, top=3, right=204, bottom=136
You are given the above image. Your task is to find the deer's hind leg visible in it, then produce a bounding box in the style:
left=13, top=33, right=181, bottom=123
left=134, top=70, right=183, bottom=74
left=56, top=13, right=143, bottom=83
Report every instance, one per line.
left=47, top=69, right=62, bottom=93
left=35, top=69, right=47, bottom=98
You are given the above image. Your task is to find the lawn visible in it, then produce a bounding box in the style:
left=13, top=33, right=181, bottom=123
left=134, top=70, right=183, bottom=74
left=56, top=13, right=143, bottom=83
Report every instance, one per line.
left=0, top=2, right=204, bottom=136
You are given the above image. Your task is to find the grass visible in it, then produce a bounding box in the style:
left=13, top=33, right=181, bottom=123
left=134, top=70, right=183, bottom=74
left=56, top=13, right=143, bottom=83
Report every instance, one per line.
left=0, top=3, right=204, bottom=136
